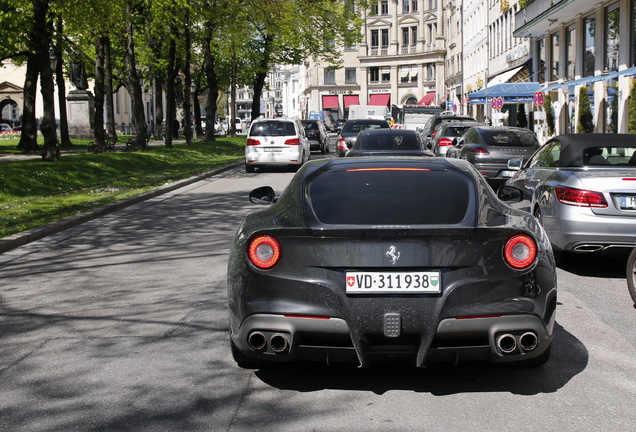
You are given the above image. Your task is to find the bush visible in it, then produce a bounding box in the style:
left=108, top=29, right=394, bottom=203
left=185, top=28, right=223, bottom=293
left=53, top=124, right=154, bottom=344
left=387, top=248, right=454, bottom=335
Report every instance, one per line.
left=629, top=79, right=636, bottom=134
left=544, top=93, right=555, bottom=136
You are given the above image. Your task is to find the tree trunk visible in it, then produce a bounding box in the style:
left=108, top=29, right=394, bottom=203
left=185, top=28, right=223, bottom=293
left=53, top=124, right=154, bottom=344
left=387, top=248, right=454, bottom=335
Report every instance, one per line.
left=165, top=38, right=176, bottom=148
left=33, top=0, right=59, bottom=161
left=104, top=35, right=117, bottom=142
left=124, top=0, right=147, bottom=149
left=251, top=35, right=273, bottom=122
left=229, top=49, right=237, bottom=137
left=93, top=34, right=106, bottom=152
left=17, top=53, right=40, bottom=151
left=183, top=17, right=193, bottom=146
left=153, top=76, right=163, bottom=140
left=54, top=17, right=71, bottom=147
left=202, top=26, right=217, bottom=142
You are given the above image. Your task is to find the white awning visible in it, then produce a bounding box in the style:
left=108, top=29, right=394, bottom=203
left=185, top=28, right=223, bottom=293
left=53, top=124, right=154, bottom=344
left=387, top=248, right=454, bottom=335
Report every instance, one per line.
left=488, top=66, right=524, bottom=88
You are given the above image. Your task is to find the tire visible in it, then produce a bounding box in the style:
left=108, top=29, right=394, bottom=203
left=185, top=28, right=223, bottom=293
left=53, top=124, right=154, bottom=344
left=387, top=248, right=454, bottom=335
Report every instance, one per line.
left=626, top=247, right=636, bottom=305
left=245, top=163, right=255, bottom=173
left=231, top=340, right=261, bottom=369
left=325, top=140, right=330, bottom=153
left=320, top=141, right=326, bottom=154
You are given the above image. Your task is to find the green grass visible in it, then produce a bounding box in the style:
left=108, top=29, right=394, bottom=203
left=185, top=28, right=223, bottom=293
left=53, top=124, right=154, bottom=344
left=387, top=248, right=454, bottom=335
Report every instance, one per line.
left=0, top=138, right=245, bottom=238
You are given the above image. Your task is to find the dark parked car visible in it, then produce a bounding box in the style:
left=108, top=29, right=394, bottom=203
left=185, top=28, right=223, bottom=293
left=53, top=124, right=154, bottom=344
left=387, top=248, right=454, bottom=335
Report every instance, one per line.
left=345, top=129, right=433, bottom=157
left=503, top=133, right=636, bottom=257
left=301, top=119, right=329, bottom=154
left=447, top=126, right=540, bottom=188
left=429, top=121, right=483, bottom=156
left=336, top=119, right=390, bottom=157
left=228, top=157, right=557, bottom=369
left=420, top=113, right=476, bottom=146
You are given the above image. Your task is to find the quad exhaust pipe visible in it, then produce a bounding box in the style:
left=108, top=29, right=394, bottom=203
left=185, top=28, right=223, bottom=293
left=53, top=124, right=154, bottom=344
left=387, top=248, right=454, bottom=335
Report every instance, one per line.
left=247, top=331, right=290, bottom=353
left=497, top=333, right=517, bottom=354
left=270, top=333, right=289, bottom=353
left=496, top=331, right=538, bottom=354
left=247, top=331, right=267, bottom=351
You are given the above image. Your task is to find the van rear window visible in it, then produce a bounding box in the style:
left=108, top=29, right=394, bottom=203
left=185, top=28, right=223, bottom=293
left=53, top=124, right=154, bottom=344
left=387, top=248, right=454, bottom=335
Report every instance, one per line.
left=308, top=168, right=471, bottom=225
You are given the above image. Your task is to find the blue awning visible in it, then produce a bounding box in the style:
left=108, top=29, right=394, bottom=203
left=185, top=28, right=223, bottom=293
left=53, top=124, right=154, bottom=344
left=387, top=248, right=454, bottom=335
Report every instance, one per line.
left=543, top=67, right=636, bottom=92
left=467, top=82, right=542, bottom=104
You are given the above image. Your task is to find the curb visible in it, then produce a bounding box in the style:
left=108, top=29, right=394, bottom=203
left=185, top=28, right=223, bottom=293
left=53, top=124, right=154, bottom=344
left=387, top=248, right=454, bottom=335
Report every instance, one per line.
left=0, top=162, right=242, bottom=254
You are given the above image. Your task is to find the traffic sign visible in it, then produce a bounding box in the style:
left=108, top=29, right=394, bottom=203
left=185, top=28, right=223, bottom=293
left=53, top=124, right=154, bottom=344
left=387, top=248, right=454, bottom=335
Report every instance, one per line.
left=491, top=97, right=504, bottom=109
left=533, top=92, right=545, bottom=106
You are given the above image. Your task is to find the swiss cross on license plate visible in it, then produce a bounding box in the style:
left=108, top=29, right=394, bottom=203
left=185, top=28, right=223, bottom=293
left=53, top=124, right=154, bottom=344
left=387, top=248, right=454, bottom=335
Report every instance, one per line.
left=620, top=196, right=636, bottom=209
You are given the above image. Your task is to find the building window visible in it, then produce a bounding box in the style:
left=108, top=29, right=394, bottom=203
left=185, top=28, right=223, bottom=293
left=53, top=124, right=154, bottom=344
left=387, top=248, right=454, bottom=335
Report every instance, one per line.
left=402, top=27, right=410, bottom=47
left=324, top=69, right=336, bottom=85
left=381, top=0, right=388, bottom=15
left=550, top=31, right=560, bottom=81
left=370, top=2, right=378, bottom=15
left=411, top=27, right=417, bottom=46
left=537, top=37, right=546, bottom=83
left=605, top=3, right=620, bottom=71
left=381, top=29, right=389, bottom=48
left=369, top=67, right=380, bottom=83
left=426, top=64, right=435, bottom=80
left=345, top=68, right=357, bottom=84
left=583, top=14, right=595, bottom=77
left=381, top=66, right=391, bottom=82
left=566, top=25, right=576, bottom=80
left=428, top=0, right=437, bottom=9
left=412, top=0, right=418, bottom=12
left=371, top=29, right=379, bottom=49
left=403, top=0, right=410, bottom=13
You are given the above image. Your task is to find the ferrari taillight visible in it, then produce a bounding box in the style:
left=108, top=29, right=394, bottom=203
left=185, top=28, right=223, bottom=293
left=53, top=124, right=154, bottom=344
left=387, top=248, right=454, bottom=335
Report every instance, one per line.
left=555, top=186, right=608, bottom=208
left=248, top=235, right=281, bottom=269
left=503, top=234, right=537, bottom=269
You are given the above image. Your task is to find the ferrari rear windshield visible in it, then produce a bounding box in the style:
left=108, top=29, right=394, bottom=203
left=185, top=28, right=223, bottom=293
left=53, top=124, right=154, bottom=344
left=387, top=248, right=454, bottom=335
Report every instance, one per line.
left=308, top=167, right=472, bottom=225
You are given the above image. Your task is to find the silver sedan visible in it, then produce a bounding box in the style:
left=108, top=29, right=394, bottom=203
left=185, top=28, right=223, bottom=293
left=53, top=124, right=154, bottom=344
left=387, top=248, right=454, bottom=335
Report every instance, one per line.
left=502, top=133, right=636, bottom=256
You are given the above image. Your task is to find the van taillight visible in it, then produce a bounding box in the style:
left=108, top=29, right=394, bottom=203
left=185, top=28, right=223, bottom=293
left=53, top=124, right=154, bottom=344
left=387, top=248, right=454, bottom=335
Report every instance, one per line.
left=503, top=234, right=537, bottom=269
left=248, top=235, right=281, bottom=269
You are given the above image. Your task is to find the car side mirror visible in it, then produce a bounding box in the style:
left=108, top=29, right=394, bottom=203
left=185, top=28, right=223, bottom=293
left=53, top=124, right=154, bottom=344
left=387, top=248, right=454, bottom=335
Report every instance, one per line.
left=507, top=158, right=523, bottom=170
left=249, top=186, right=276, bottom=204
left=497, top=185, right=523, bottom=203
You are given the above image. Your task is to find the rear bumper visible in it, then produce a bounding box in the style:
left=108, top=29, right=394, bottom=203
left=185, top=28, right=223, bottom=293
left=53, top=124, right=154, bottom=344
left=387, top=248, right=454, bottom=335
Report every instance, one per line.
left=230, top=313, right=554, bottom=367
left=543, top=206, right=636, bottom=252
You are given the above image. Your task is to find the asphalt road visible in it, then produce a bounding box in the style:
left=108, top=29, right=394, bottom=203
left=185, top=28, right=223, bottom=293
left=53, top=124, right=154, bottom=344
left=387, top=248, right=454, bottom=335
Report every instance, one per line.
left=1, top=146, right=635, bottom=431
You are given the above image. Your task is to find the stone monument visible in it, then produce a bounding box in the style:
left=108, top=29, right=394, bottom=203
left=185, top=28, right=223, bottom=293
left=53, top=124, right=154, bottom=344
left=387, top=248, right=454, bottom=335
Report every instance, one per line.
left=66, top=62, right=94, bottom=139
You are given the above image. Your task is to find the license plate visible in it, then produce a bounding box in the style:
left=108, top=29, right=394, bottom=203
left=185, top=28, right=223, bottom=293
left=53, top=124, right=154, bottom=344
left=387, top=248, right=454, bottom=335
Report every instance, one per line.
left=500, top=170, right=516, bottom=178
left=346, top=271, right=441, bottom=294
left=620, top=196, right=636, bottom=209
left=263, top=148, right=281, bottom=152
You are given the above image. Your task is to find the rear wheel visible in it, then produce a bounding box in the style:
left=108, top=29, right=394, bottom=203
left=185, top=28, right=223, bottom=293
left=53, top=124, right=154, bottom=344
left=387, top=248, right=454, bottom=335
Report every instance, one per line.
left=626, top=248, right=636, bottom=306
left=245, top=163, right=255, bottom=173
left=231, top=340, right=262, bottom=369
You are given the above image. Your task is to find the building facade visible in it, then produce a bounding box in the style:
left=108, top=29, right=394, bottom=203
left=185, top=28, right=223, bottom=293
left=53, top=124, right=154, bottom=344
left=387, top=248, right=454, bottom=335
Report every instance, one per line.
left=514, top=0, right=636, bottom=134
left=304, top=0, right=446, bottom=121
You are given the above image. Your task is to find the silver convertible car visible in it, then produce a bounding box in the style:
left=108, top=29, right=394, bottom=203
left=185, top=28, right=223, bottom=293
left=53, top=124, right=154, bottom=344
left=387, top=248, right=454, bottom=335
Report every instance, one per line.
left=502, top=133, right=636, bottom=256
left=228, top=157, right=557, bottom=369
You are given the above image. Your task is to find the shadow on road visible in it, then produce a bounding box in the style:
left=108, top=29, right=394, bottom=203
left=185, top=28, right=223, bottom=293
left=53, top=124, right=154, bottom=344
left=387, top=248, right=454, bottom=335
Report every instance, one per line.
left=254, top=322, right=586, bottom=396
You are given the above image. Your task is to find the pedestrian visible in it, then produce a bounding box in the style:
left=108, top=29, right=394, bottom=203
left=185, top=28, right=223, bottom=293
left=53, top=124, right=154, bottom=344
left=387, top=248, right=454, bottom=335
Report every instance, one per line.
left=483, top=115, right=492, bottom=126
left=173, top=118, right=179, bottom=139
left=160, top=121, right=166, bottom=143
